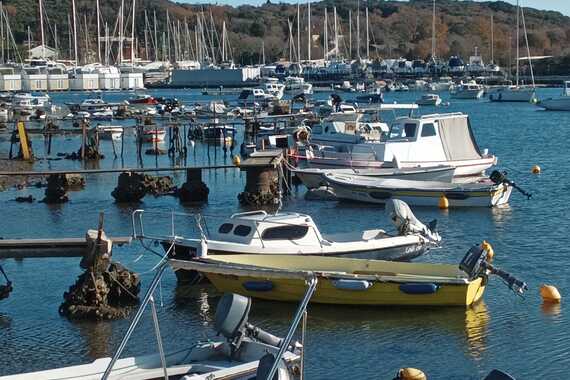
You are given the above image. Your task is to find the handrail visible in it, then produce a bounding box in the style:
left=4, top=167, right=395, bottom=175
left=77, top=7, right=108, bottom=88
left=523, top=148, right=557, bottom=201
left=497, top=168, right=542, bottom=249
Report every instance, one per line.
left=264, top=275, right=318, bottom=380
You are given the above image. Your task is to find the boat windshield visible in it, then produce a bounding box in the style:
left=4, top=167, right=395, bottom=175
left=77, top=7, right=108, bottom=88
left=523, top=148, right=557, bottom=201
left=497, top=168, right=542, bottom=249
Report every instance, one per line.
left=389, top=122, right=417, bottom=140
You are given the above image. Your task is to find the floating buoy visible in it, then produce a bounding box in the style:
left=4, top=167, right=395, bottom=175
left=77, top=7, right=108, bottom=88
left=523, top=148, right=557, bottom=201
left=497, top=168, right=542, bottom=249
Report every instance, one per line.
left=396, top=367, right=427, bottom=380
left=482, top=240, right=494, bottom=262
left=531, top=165, right=541, bottom=174
left=540, top=285, right=561, bottom=303
left=438, top=195, right=449, bottom=209
left=232, top=155, right=241, bottom=167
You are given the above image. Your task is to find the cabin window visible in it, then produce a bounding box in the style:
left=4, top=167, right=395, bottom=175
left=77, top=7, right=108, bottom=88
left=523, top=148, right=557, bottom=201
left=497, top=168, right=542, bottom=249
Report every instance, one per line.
left=233, top=225, right=252, bottom=237
left=218, top=223, right=233, bottom=234
left=421, top=123, right=436, bottom=137
left=261, top=225, right=309, bottom=240
left=390, top=123, right=417, bottom=139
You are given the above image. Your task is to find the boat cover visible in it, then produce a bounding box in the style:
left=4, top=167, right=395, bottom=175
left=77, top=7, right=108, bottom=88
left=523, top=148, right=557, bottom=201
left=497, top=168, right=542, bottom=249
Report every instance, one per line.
left=438, top=116, right=482, bottom=161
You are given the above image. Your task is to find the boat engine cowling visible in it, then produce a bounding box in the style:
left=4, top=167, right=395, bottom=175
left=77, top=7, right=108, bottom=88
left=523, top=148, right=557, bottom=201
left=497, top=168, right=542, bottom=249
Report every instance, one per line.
left=385, top=199, right=441, bottom=243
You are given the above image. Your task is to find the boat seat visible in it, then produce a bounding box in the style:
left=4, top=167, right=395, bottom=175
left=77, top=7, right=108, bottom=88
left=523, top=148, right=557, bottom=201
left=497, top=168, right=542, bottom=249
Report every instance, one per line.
left=362, top=229, right=387, bottom=241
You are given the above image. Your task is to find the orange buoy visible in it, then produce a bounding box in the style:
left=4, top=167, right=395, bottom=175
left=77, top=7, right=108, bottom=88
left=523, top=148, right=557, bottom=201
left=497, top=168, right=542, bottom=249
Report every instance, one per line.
left=397, top=368, right=427, bottom=380
left=540, top=285, right=561, bottom=303
left=232, top=155, right=241, bottom=167
left=438, top=195, right=449, bottom=209
left=482, top=240, right=494, bottom=262
left=531, top=165, right=541, bottom=174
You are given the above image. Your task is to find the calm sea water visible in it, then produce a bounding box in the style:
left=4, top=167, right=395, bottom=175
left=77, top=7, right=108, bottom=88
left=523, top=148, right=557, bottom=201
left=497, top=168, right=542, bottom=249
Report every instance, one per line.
left=0, top=88, right=569, bottom=379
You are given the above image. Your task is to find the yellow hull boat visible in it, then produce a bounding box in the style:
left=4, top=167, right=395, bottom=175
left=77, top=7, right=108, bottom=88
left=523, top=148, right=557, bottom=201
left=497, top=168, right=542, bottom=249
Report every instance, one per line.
left=169, top=247, right=508, bottom=307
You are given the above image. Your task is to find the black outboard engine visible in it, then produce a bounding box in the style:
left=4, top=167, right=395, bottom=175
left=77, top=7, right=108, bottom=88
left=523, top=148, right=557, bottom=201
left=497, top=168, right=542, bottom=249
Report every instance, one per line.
left=215, top=293, right=283, bottom=356
left=490, top=170, right=532, bottom=199
left=460, top=245, right=527, bottom=296
left=0, top=264, right=12, bottom=300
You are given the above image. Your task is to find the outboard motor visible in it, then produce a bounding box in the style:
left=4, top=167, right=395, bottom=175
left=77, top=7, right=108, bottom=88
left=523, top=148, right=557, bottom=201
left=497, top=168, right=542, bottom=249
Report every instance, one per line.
left=215, top=293, right=284, bottom=356
left=460, top=245, right=527, bottom=296
left=490, top=170, right=532, bottom=199
left=385, top=199, right=441, bottom=243
left=0, top=264, right=12, bottom=301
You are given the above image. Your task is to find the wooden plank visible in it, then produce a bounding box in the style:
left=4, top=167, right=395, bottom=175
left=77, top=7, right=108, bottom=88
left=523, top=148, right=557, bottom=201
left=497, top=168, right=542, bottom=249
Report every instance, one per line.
left=0, top=236, right=132, bottom=259
left=17, top=121, right=32, bottom=161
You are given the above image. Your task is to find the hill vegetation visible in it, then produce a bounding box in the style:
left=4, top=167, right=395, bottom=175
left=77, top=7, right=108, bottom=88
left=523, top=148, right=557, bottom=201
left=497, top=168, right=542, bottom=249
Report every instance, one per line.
left=2, top=0, right=570, bottom=68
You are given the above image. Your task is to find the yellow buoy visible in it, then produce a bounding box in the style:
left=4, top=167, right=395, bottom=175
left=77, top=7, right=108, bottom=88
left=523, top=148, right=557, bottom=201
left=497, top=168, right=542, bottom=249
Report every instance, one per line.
left=540, top=285, right=561, bottom=303
left=482, top=240, right=494, bottom=262
left=232, top=155, right=241, bottom=167
left=397, top=368, right=427, bottom=380
left=531, top=165, right=541, bottom=174
left=438, top=195, right=449, bottom=209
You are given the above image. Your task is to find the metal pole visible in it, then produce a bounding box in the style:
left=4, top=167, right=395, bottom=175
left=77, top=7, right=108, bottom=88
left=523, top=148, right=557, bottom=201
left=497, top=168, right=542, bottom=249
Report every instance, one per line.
left=101, top=262, right=168, bottom=380
left=150, top=296, right=168, bottom=380
left=264, top=276, right=317, bottom=380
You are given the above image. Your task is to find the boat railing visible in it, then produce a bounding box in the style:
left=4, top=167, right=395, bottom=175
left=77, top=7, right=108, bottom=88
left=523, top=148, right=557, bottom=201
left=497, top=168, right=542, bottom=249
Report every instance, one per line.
left=132, top=209, right=329, bottom=250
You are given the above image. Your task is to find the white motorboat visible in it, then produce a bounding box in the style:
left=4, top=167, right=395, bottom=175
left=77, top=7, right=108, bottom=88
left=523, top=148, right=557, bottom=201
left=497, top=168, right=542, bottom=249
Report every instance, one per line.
left=11, top=92, right=51, bottom=112
left=237, top=88, right=273, bottom=106
left=488, top=85, right=536, bottom=103
left=139, top=128, right=166, bottom=143
left=263, top=82, right=285, bottom=100
left=309, top=120, right=388, bottom=146
left=284, top=76, right=313, bottom=95
left=155, top=206, right=441, bottom=263
left=306, top=113, right=497, bottom=176
left=536, top=81, right=570, bottom=110
left=416, top=93, right=442, bottom=106
left=294, top=165, right=456, bottom=189
left=97, top=126, right=124, bottom=141
left=450, top=81, right=484, bottom=99
left=324, top=173, right=513, bottom=208
left=0, top=289, right=302, bottom=380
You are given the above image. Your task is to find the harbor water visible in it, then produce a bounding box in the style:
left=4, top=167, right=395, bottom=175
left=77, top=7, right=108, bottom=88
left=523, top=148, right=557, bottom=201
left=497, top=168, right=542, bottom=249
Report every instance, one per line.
left=0, top=88, right=569, bottom=378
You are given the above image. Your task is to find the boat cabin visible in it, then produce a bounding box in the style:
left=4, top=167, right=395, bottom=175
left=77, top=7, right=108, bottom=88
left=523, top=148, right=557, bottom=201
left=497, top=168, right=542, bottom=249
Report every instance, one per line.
left=354, top=113, right=487, bottom=164
left=209, top=211, right=324, bottom=248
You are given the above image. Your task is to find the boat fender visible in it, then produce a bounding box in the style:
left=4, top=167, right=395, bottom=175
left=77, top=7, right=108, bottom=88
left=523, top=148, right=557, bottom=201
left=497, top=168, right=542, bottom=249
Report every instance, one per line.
left=399, top=283, right=439, bottom=295
left=243, top=280, right=274, bottom=292
left=394, top=367, right=427, bottom=380
left=332, top=279, right=373, bottom=291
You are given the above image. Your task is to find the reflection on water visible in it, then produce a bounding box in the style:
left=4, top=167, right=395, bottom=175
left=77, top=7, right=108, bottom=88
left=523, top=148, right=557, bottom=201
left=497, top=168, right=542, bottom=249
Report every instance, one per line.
left=464, top=302, right=490, bottom=360
left=76, top=321, right=113, bottom=360
left=541, top=302, right=562, bottom=319
left=0, top=313, right=12, bottom=328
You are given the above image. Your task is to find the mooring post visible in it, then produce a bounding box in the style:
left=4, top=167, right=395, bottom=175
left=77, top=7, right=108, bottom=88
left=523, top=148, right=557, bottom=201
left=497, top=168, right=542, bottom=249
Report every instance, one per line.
left=177, top=168, right=209, bottom=203
left=81, top=120, right=86, bottom=161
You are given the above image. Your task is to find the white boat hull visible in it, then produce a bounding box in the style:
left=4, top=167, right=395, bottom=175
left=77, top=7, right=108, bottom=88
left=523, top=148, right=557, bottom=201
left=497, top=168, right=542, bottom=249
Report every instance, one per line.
left=307, top=156, right=495, bottom=177
left=451, top=89, right=484, bottom=99
left=295, top=166, right=456, bottom=189
left=325, top=175, right=512, bottom=208
left=489, top=87, right=536, bottom=102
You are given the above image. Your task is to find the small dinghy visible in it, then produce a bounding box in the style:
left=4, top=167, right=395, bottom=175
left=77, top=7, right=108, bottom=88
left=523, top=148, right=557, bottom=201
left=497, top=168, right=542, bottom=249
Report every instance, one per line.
left=97, top=126, right=124, bottom=141
left=294, top=165, right=456, bottom=189
left=171, top=243, right=527, bottom=306
left=140, top=128, right=166, bottom=143
left=323, top=170, right=525, bottom=208
left=1, top=289, right=303, bottom=380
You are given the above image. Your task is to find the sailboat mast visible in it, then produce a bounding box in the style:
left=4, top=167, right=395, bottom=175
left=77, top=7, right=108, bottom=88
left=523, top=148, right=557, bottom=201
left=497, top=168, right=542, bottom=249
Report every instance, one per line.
left=27, top=25, right=31, bottom=60
left=490, top=13, right=494, bottom=64
left=153, top=10, right=158, bottom=61
left=323, top=8, right=328, bottom=60
left=365, top=7, right=369, bottom=59
left=119, top=0, right=124, bottom=64
left=39, top=0, right=45, bottom=59
left=144, top=10, right=149, bottom=61
left=84, top=14, right=88, bottom=63
left=297, top=1, right=300, bottom=62
left=54, top=24, right=58, bottom=59
left=333, top=7, right=338, bottom=57
left=166, top=10, right=170, bottom=62
left=0, top=2, right=4, bottom=63
left=431, top=0, right=436, bottom=58
left=96, top=0, right=101, bottom=63
left=307, top=1, right=310, bottom=62
left=131, top=0, right=136, bottom=66
left=349, top=10, right=352, bottom=59
left=356, top=1, right=360, bottom=59
left=72, top=0, right=78, bottom=66
left=516, top=0, right=520, bottom=86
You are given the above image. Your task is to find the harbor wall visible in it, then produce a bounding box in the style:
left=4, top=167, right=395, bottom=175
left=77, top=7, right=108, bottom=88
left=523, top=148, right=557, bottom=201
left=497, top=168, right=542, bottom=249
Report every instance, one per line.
left=169, top=67, right=261, bottom=88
